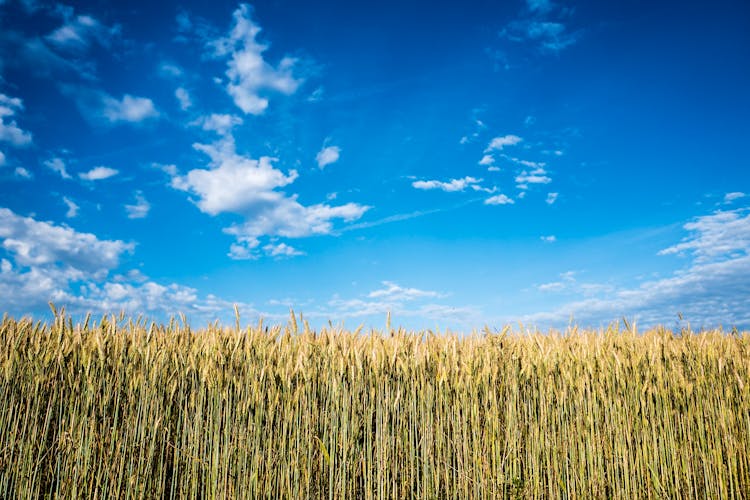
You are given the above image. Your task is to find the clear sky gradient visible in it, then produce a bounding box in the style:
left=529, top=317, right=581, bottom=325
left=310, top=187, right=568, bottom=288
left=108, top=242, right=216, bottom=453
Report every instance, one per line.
left=1, top=0, right=748, bottom=331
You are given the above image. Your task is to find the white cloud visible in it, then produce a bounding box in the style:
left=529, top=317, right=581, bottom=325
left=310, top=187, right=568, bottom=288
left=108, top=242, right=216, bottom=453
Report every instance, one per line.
left=172, top=137, right=369, bottom=252
left=44, top=157, right=72, bottom=179
left=172, top=138, right=298, bottom=215
left=0, top=93, right=33, bottom=147
left=0, top=151, right=5, bottom=166
left=15, top=167, right=32, bottom=179
left=478, top=154, right=495, bottom=166
left=546, top=192, right=558, bottom=204
left=210, top=4, right=300, bottom=115
left=228, top=241, right=258, bottom=260
left=525, top=207, right=750, bottom=328
left=0, top=207, right=265, bottom=323
left=487, top=166, right=500, bottom=172
left=263, top=242, right=304, bottom=258
left=412, top=176, right=482, bottom=192
left=516, top=168, right=552, bottom=189
left=540, top=235, right=556, bottom=243
left=485, top=194, right=515, bottom=205
left=485, top=134, right=522, bottom=152
left=45, top=6, right=118, bottom=54
left=175, top=87, right=192, bottom=110
left=153, top=163, right=178, bottom=176
left=0, top=207, right=132, bottom=274
left=193, top=113, right=243, bottom=136
left=658, top=208, right=750, bottom=263
left=159, top=62, right=183, bottom=78
left=368, top=281, right=442, bottom=301
left=62, top=197, right=79, bottom=218
left=503, top=20, right=580, bottom=53
left=79, top=166, right=118, bottom=181
left=316, top=145, right=341, bottom=169
left=526, top=0, right=553, bottom=13
left=511, top=158, right=546, bottom=168
left=308, top=87, right=324, bottom=102
left=125, top=192, right=150, bottom=219
left=724, top=192, right=745, bottom=204
left=538, top=281, right=565, bottom=292
left=102, top=94, right=158, bottom=123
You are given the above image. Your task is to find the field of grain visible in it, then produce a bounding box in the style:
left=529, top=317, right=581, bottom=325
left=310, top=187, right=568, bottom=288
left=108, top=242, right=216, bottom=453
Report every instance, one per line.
left=0, top=311, right=748, bottom=499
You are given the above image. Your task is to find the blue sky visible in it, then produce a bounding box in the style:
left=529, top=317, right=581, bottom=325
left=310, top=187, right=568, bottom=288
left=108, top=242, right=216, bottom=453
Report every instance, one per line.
left=1, top=0, right=748, bottom=331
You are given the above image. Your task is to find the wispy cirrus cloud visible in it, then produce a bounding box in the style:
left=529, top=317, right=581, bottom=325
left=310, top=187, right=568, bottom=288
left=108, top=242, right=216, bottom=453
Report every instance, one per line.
left=45, top=5, right=119, bottom=54
left=524, top=206, right=750, bottom=329
left=499, top=0, right=581, bottom=55
left=62, top=197, right=79, bottom=218
left=44, top=157, right=72, bottom=179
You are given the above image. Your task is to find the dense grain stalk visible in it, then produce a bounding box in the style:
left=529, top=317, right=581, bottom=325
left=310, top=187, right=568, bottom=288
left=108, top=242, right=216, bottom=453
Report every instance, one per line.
left=0, top=312, right=748, bottom=498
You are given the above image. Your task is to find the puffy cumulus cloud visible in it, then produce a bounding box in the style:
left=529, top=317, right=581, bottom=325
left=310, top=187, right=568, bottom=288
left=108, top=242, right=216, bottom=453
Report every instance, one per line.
left=412, top=176, right=482, bottom=192
left=125, top=191, right=150, bottom=219
left=44, top=157, right=72, bottom=179
left=263, top=242, right=304, bottom=258
left=63, top=86, right=158, bottom=124
left=0, top=93, right=33, bottom=147
left=0, top=207, right=132, bottom=275
left=171, top=138, right=297, bottom=215
left=485, top=194, right=514, bottom=205
left=79, top=166, right=118, bottom=181
left=524, top=206, right=750, bottom=329
left=210, top=4, right=300, bottom=115
left=546, top=192, right=558, bottom=204
left=172, top=137, right=369, bottom=257
left=316, top=145, right=340, bottom=169
left=224, top=199, right=369, bottom=242
left=192, top=113, right=243, bottom=136
left=0, top=207, right=264, bottom=322
left=102, top=94, right=158, bottom=123
left=485, top=134, right=521, bottom=152
left=478, top=154, right=495, bottom=166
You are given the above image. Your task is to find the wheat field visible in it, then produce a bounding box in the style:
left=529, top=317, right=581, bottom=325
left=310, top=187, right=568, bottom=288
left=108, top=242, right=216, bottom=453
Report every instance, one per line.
left=0, top=310, right=748, bottom=499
